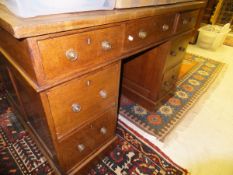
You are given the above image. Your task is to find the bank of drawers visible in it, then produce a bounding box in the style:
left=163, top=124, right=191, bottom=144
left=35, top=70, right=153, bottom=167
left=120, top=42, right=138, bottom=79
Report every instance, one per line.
left=47, top=63, right=120, bottom=140
left=160, top=33, right=192, bottom=97
left=164, top=34, right=191, bottom=71
left=160, top=63, right=181, bottom=97
left=35, top=9, right=199, bottom=173
left=57, top=107, right=117, bottom=172
left=124, top=13, right=176, bottom=52
left=36, top=10, right=199, bottom=84
left=38, top=25, right=123, bottom=81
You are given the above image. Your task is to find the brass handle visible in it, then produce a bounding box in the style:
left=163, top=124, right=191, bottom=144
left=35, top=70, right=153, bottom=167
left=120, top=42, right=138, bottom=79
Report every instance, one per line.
left=99, top=90, right=107, bottom=98
left=162, top=24, right=169, bottom=31
left=66, top=49, right=78, bottom=61
left=182, top=19, right=188, bottom=25
left=138, top=31, right=147, bottom=39
left=179, top=46, right=186, bottom=52
left=101, top=41, right=112, bottom=50
left=71, top=103, right=81, bottom=113
left=77, top=144, right=85, bottom=152
left=86, top=80, right=91, bottom=86
left=170, top=50, right=177, bottom=56
left=128, top=35, right=134, bottom=41
left=100, top=127, right=107, bottom=135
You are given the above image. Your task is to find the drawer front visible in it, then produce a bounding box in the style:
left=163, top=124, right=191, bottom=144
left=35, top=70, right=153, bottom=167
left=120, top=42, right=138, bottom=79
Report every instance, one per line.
left=124, top=14, right=176, bottom=52
left=164, top=34, right=191, bottom=70
left=165, top=49, right=184, bottom=71
left=154, top=14, right=176, bottom=41
left=160, top=64, right=181, bottom=97
left=124, top=16, right=157, bottom=52
left=57, top=107, right=117, bottom=172
left=47, top=63, right=120, bottom=139
left=38, top=25, right=123, bottom=80
left=176, top=10, right=199, bottom=33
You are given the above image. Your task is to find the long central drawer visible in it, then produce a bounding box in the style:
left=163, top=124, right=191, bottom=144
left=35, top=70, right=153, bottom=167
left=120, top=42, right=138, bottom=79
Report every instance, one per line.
left=46, top=63, right=120, bottom=140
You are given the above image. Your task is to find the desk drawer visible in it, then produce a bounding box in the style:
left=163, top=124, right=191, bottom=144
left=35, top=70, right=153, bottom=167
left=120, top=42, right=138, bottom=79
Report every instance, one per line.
left=47, top=63, right=120, bottom=139
left=38, top=25, right=123, bottom=80
left=124, top=14, right=176, bottom=52
left=164, top=34, right=191, bottom=71
left=176, top=10, right=199, bottom=33
left=57, top=107, right=117, bottom=172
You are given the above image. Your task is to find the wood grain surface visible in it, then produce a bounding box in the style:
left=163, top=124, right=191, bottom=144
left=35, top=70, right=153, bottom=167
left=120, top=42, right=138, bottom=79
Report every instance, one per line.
left=0, top=1, right=206, bottom=38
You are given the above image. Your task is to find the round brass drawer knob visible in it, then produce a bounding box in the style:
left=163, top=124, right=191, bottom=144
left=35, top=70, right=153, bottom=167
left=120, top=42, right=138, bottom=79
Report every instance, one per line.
left=99, top=90, right=107, bottom=98
left=86, top=80, right=92, bottom=86
left=179, top=46, right=186, bottom=52
left=101, top=41, right=112, bottom=50
left=138, top=31, right=147, bottom=39
left=100, top=127, right=107, bottom=135
left=162, top=24, right=169, bottom=31
left=77, top=144, right=85, bottom=152
left=66, top=49, right=78, bottom=61
left=170, top=50, right=177, bottom=56
left=128, top=35, right=134, bottom=41
left=71, top=103, right=81, bottom=113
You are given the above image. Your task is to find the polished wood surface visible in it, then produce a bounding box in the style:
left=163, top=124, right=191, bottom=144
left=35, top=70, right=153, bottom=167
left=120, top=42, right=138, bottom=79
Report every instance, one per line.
left=0, top=1, right=206, bottom=39
left=164, top=33, right=191, bottom=71
left=57, top=107, right=117, bottom=172
left=124, top=13, right=176, bottom=52
left=122, top=32, right=193, bottom=111
left=176, top=9, right=200, bottom=33
left=0, top=28, right=38, bottom=82
left=160, top=63, right=181, bottom=98
left=38, top=25, right=123, bottom=80
left=47, top=63, right=120, bottom=140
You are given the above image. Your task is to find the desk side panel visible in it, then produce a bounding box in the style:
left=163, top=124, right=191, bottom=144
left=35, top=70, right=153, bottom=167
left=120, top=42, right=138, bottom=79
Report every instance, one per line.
left=0, top=28, right=38, bottom=83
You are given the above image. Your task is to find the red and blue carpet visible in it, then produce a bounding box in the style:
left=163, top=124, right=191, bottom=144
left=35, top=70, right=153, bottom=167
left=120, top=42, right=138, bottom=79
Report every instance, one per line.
left=0, top=95, right=54, bottom=175
left=120, top=53, right=225, bottom=140
left=0, top=90, right=188, bottom=174
left=88, top=121, right=188, bottom=175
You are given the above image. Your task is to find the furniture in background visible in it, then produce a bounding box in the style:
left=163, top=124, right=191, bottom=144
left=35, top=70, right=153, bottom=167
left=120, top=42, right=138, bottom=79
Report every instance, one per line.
left=216, top=0, right=233, bottom=27
left=211, top=0, right=233, bottom=27
left=0, top=1, right=206, bottom=174
left=202, top=0, right=218, bottom=24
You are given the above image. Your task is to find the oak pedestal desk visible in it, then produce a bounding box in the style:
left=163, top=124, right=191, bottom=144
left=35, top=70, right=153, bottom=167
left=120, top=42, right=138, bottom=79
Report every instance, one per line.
left=0, top=1, right=206, bottom=174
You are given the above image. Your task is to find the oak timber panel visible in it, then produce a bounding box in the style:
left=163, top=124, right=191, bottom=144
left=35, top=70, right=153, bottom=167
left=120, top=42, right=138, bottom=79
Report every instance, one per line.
left=0, top=28, right=38, bottom=82
left=11, top=66, right=56, bottom=157
left=56, top=106, right=117, bottom=172
left=159, top=63, right=181, bottom=98
left=122, top=41, right=171, bottom=111
left=176, top=9, right=200, bottom=33
left=0, top=1, right=207, bottom=38
left=164, top=33, right=192, bottom=71
left=38, top=25, right=123, bottom=81
left=124, top=13, right=176, bottom=52
left=46, top=63, right=120, bottom=140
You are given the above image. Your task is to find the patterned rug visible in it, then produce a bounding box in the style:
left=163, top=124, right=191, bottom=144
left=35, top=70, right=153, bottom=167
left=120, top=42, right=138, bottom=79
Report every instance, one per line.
left=88, top=121, right=188, bottom=175
left=0, top=89, right=188, bottom=175
left=224, top=35, right=233, bottom=47
left=0, top=93, right=54, bottom=175
left=120, top=53, right=225, bottom=140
